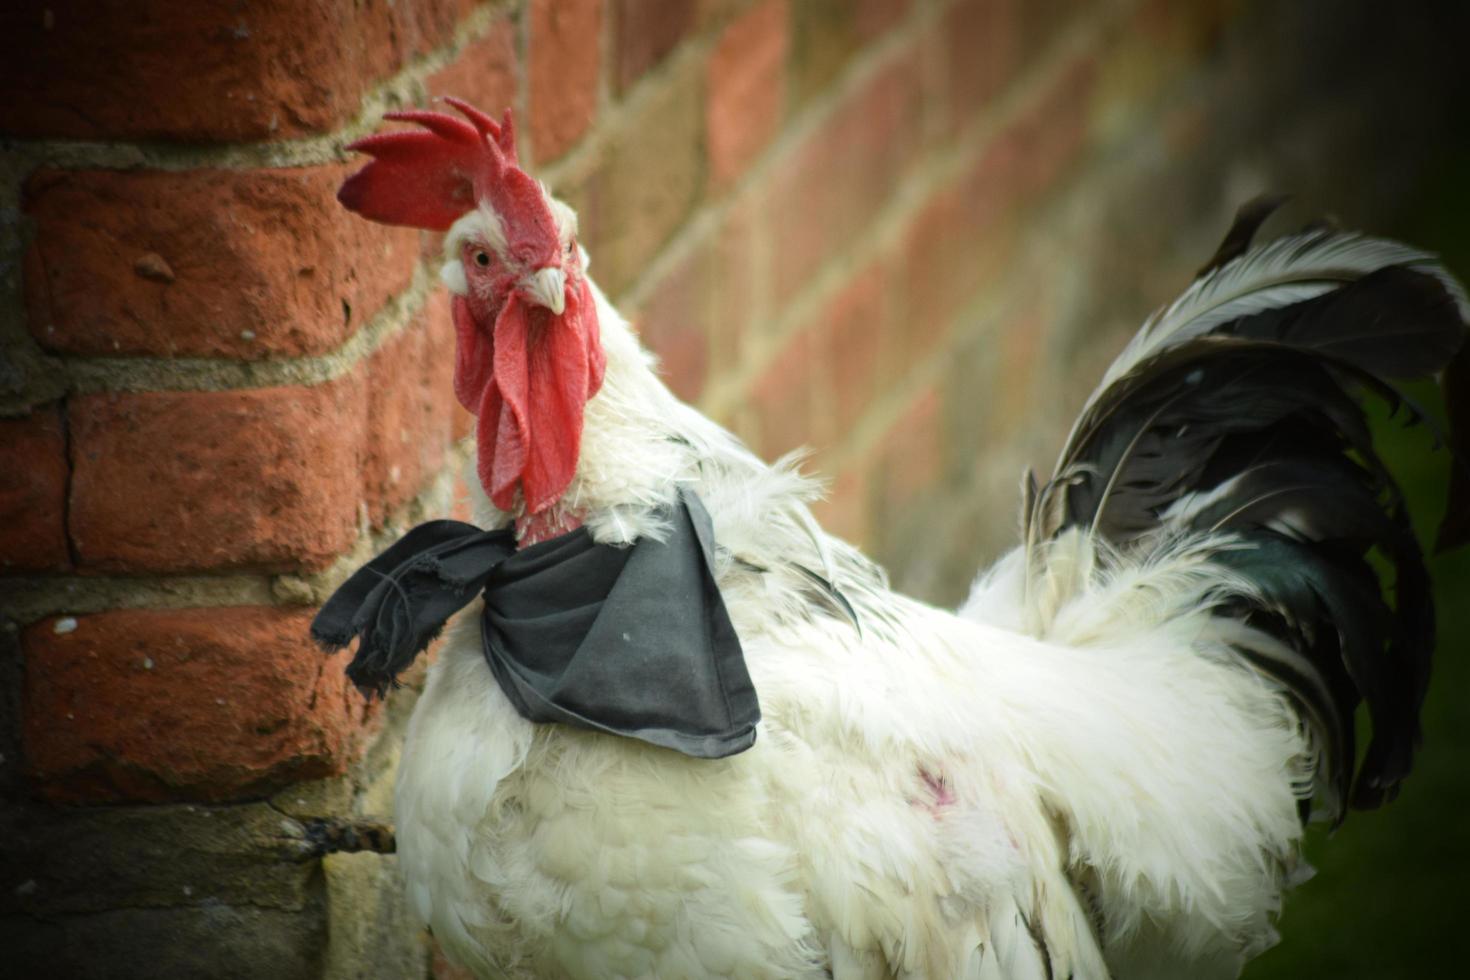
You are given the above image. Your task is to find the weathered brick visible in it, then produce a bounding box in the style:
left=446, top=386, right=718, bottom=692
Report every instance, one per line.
left=985, top=298, right=1050, bottom=440
left=810, top=467, right=869, bottom=546
left=900, top=173, right=1005, bottom=359
left=0, top=803, right=316, bottom=919
left=614, top=0, right=697, bottom=92
left=710, top=195, right=759, bottom=366
left=23, top=166, right=418, bottom=359
left=877, top=386, right=942, bottom=514
left=69, top=378, right=366, bottom=573
left=943, top=0, right=1020, bottom=133
left=0, top=405, right=69, bottom=572
left=634, top=246, right=711, bottom=403
left=4, top=905, right=328, bottom=980
left=789, top=0, right=914, bottom=105
left=529, top=0, right=603, bottom=162
left=707, top=0, right=790, bottom=189
left=321, top=853, right=432, bottom=980
left=22, top=608, right=374, bottom=804
left=365, top=292, right=461, bottom=526
left=816, top=261, right=888, bottom=435
left=900, top=56, right=1095, bottom=358
left=0, top=623, right=23, bottom=801
left=630, top=190, right=758, bottom=404
left=764, top=47, right=923, bottom=306
left=428, top=14, right=518, bottom=112
left=1007, top=57, right=1097, bottom=197
left=1016, top=0, right=1089, bottom=61
left=0, top=0, right=471, bottom=141
left=563, top=61, right=704, bottom=295
left=751, top=327, right=818, bottom=458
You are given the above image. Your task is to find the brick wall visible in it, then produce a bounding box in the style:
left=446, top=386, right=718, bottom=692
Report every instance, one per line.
left=3, top=1, right=1467, bottom=976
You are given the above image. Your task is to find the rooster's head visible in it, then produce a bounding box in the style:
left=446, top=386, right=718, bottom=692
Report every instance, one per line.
left=338, top=99, right=605, bottom=528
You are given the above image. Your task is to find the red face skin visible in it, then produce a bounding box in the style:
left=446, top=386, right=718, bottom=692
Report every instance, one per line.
left=451, top=213, right=604, bottom=546
left=460, top=239, right=521, bottom=316
left=456, top=230, right=580, bottom=325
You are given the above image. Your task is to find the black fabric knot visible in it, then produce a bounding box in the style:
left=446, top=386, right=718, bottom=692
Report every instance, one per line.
left=310, top=490, right=759, bottom=759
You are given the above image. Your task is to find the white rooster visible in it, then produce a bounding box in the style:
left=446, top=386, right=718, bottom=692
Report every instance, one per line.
left=313, top=100, right=1469, bottom=979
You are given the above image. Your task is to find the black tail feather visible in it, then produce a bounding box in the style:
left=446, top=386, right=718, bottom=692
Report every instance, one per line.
left=1032, top=202, right=1469, bottom=818
left=1438, top=340, right=1470, bottom=551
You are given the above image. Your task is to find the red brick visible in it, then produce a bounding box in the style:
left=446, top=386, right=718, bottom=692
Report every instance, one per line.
left=635, top=246, right=711, bottom=403
left=899, top=56, right=1094, bottom=356
left=752, top=328, right=818, bottom=458
left=989, top=299, right=1049, bottom=438
left=817, top=262, right=887, bottom=435
left=1016, top=0, right=1089, bottom=60
left=428, top=15, right=518, bottom=112
left=0, top=405, right=70, bottom=572
left=627, top=196, right=753, bottom=402
left=764, top=48, right=923, bottom=307
left=69, top=378, right=366, bottom=574
left=558, top=62, right=703, bottom=295
left=878, top=387, right=942, bottom=512
left=530, top=0, right=603, bottom=162
left=694, top=0, right=755, bottom=25
left=22, top=608, right=374, bottom=804
left=711, top=195, right=758, bottom=365
left=810, top=467, right=869, bottom=545
left=857, top=0, right=913, bottom=36
left=614, top=0, right=697, bottom=92
left=707, top=0, right=789, bottom=189
left=1006, top=57, right=1097, bottom=197
left=900, top=171, right=1007, bottom=357
left=23, top=165, right=418, bottom=359
left=365, top=292, right=462, bottom=526
left=944, top=0, right=1020, bottom=133
left=789, top=0, right=914, bottom=105
left=0, top=0, right=471, bottom=141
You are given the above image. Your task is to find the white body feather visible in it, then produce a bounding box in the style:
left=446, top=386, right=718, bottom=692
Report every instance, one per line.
left=394, top=280, right=1320, bottom=979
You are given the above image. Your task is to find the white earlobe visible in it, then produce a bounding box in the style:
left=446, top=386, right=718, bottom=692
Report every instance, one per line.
left=440, top=260, right=469, bottom=297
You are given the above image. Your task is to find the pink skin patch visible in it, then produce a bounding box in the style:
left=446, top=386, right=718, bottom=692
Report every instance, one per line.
left=915, top=764, right=957, bottom=817
left=517, top=508, right=584, bottom=547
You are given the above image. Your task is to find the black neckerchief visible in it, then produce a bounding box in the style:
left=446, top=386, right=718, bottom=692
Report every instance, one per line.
left=311, top=490, right=758, bottom=759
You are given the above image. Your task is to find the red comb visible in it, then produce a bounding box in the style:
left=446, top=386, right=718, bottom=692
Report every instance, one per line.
left=338, top=98, right=521, bottom=231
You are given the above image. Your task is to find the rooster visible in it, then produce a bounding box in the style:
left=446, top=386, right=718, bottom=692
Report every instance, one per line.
left=313, top=100, right=1469, bottom=979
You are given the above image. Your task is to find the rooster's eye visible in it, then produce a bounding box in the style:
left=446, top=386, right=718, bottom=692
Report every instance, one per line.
left=474, top=251, right=491, bottom=267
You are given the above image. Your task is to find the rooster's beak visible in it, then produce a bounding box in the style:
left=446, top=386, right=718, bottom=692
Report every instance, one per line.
left=522, top=267, right=567, bottom=315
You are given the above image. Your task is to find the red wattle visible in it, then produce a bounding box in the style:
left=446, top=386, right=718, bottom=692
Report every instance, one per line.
left=469, top=283, right=605, bottom=517
left=452, top=295, right=494, bottom=413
